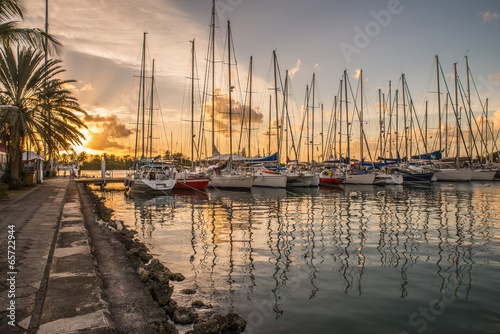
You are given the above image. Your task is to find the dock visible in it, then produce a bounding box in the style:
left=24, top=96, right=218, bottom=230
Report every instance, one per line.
left=75, top=177, right=126, bottom=185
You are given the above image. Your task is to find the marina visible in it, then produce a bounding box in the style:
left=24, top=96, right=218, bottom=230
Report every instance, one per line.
left=92, top=180, right=500, bottom=334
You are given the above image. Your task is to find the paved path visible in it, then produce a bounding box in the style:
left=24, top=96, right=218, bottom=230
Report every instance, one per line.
left=0, top=177, right=171, bottom=333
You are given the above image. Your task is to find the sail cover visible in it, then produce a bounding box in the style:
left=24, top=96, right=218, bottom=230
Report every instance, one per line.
left=245, top=152, right=278, bottom=163
left=411, top=150, right=442, bottom=160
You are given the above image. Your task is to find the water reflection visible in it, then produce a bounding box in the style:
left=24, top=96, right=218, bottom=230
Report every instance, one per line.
left=96, top=183, right=500, bottom=333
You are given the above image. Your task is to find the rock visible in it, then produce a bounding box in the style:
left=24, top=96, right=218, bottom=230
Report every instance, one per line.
left=137, top=267, right=149, bottom=282
left=193, top=312, right=246, bottom=334
left=173, top=306, right=198, bottom=325
left=128, top=244, right=152, bottom=264
left=193, top=312, right=224, bottom=334
left=191, top=300, right=205, bottom=308
left=152, top=320, right=179, bottom=334
left=170, top=272, right=185, bottom=282
left=182, top=288, right=196, bottom=295
left=115, top=220, right=124, bottom=230
left=224, top=313, right=247, bottom=333
left=162, top=299, right=178, bottom=318
left=148, top=282, right=174, bottom=307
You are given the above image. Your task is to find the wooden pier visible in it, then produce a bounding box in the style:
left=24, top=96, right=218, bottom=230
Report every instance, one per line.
left=75, top=177, right=126, bottom=185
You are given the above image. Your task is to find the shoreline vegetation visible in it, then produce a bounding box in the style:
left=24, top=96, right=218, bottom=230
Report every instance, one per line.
left=84, top=184, right=247, bottom=334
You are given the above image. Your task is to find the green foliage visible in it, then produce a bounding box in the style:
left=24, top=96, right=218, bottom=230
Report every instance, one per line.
left=80, top=154, right=135, bottom=170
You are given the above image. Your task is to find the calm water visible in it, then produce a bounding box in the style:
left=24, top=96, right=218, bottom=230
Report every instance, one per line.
left=92, top=180, right=500, bottom=334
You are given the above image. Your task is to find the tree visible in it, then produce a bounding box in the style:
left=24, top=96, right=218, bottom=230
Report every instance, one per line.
left=77, top=151, right=88, bottom=163
left=0, top=0, right=60, bottom=54
left=0, top=47, right=86, bottom=188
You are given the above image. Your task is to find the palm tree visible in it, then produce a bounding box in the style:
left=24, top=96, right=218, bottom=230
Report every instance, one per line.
left=0, top=0, right=60, bottom=54
left=0, top=46, right=86, bottom=188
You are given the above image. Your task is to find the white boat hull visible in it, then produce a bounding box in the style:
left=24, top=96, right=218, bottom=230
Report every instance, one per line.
left=252, top=172, right=287, bottom=188
left=374, top=172, right=403, bottom=185
left=210, top=175, right=254, bottom=189
left=471, top=170, right=496, bottom=181
left=434, top=169, right=472, bottom=182
left=345, top=173, right=375, bottom=185
left=128, top=179, right=176, bottom=193
left=285, top=174, right=319, bottom=188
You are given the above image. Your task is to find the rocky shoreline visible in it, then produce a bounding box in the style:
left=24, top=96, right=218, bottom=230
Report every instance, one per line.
left=83, top=185, right=247, bottom=334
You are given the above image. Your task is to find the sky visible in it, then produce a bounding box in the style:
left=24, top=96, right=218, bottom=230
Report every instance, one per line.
left=19, top=0, right=500, bottom=161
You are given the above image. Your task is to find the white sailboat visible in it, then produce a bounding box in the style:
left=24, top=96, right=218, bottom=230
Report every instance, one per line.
left=125, top=33, right=177, bottom=194
left=209, top=20, right=253, bottom=190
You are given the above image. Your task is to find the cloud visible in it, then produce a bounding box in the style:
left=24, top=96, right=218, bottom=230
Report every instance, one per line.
left=203, top=88, right=264, bottom=138
left=63, top=82, right=95, bottom=93
left=492, top=73, right=500, bottom=83
left=354, top=69, right=362, bottom=79
left=479, top=11, right=499, bottom=22
left=84, top=114, right=133, bottom=151
left=289, top=59, right=302, bottom=79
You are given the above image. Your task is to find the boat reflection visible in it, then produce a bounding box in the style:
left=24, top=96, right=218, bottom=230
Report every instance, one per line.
left=112, top=182, right=495, bottom=321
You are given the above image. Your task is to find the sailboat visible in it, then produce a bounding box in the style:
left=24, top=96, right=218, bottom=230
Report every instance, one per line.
left=125, top=33, right=176, bottom=194
left=208, top=20, right=253, bottom=190
left=241, top=56, right=287, bottom=189
left=431, top=56, right=472, bottom=182
left=173, top=39, right=210, bottom=191
left=340, top=69, right=375, bottom=185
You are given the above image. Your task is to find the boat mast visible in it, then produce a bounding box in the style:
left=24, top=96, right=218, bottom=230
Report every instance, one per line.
left=436, top=55, right=442, bottom=154
left=339, top=78, right=343, bottom=161
left=344, top=70, right=350, bottom=161
left=134, top=32, right=147, bottom=164
left=191, top=39, right=195, bottom=169
left=148, top=59, right=155, bottom=159
left=445, top=93, right=449, bottom=157
left=227, top=20, right=233, bottom=169
left=485, top=98, right=489, bottom=162
left=395, top=89, right=399, bottom=160
left=466, top=55, right=473, bottom=155
left=284, top=71, right=289, bottom=164
left=273, top=50, right=280, bottom=165
left=211, top=0, right=216, bottom=154
left=305, top=84, right=309, bottom=163
left=312, top=73, right=315, bottom=164
left=402, top=74, right=408, bottom=161
left=388, top=81, right=392, bottom=159
left=268, top=95, right=271, bottom=156
left=360, top=70, right=364, bottom=161
left=454, top=62, right=459, bottom=167
left=248, top=56, right=253, bottom=158
left=141, top=34, right=147, bottom=158
left=378, top=88, right=382, bottom=159
left=321, top=103, right=324, bottom=162
left=425, top=100, right=428, bottom=152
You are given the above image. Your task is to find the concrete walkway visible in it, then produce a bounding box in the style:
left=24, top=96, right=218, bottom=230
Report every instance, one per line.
left=0, top=177, right=112, bottom=333
left=0, top=177, right=169, bottom=333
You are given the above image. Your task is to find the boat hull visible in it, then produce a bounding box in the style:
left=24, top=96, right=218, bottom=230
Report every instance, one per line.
left=252, top=173, right=287, bottom=189
left=402, top=173, right=434, bottom=184
left=374, top=173, right=403, bottom=185
left=174, top=177, right=210, bottom=190
left=127, top=179, right=176, bottom=194
left=434, top=169, right=472, bottom=182
left=210, top=175, right=254, bottom=190
left=319, top=176, right=344, bottom=187
left=471, top=170, right=496, bottom=181
left=344, top=173, right=375, bottom=185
